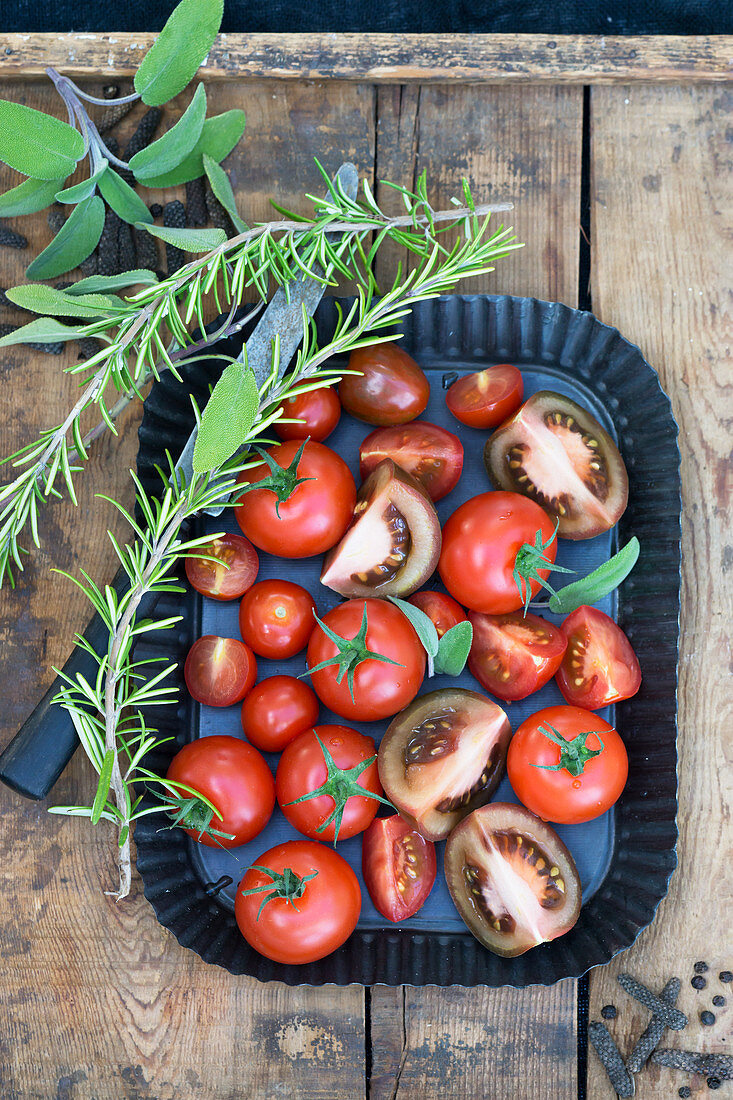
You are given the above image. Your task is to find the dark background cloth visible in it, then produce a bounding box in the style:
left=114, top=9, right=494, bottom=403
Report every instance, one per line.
left=1, top=0, right=730, bottom=34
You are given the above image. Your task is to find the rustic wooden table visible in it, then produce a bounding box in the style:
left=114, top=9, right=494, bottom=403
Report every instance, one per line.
left=0, top=34, right=730, bottom=1100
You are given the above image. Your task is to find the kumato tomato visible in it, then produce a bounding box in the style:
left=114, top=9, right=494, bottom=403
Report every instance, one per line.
left=235, top=840, right=361, bottom=964
left=274, top=386, right=341, bottom=442
left=362, top=815, right=437, bottom=922
left=184, top=532, right=259, bottom=601
left=183, top=635, right=257, bottom=707
left=166, top=735, right=275, bottom=848
left=446, top=364, right=523, bottom=430
left=556, top=605, right=641, bottom=710
left=408, top=590, right=467, bottom=638
left=444, top=802, right=582, bottom=956
left=358, top=421, right=464, bottom=502
left=241, top=676, right=319, bottom=753
left=238, top=579, right=316, bottom=660
left=339, top=342, right=429, bottom=426
left=467, top=610, right=567, bottom=701
left=508, top=704, right=628, bottom=824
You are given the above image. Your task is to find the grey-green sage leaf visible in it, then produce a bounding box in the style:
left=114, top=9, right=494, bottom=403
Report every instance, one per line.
left=5, top=284, right=122, bottom=318
left=25, top=195, right=105, bottom=280
left=98, top=166, right=154, bottom=225
left=68, top=270, right=159, bottom=294
left=0, top=316, right=95, bottom=348
left=137, top=222, right=226, bottom=252
left=203, top=153, right=246, bottom=232
left=130, top=84, right=207, bottom=182
left=193, top=357, right=259, bottom=473
left=0, top=100, right=85, bottom=180
left=138, top=110, right=246, bottom=188
left=134, top=0, right=224, bottom=106
left=56, top=161, right=108, bottom=205
left=548, top=537, right=641, bottom=616
left=0, top=175, right=67, bottom=217
left=388, top=596, right=440, bottom=658
left=433, top=620, right=473, bottom=677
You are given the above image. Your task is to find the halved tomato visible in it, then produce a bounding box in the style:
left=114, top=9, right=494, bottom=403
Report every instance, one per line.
left=446, top=364, right=523, bottom=429
left=184, top=533, right=259, bottom=601
left=377, top=688, right=511, bottom=840
left=556, top=605, right=641, bottom=710
left=484, top=391, right=629, bottom=539
left=359, top=422, right=464, bottom=502
left=467, top=611, right=567, bottom=702
left=444, top=802, right=582, bottom=956
left=408, top=590, right=467, bottom=638
left=362, top=815, right=437, bottom=922
left=183, top=635, right=257, bottom=707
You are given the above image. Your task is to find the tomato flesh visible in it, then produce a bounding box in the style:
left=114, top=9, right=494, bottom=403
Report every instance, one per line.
left=239, top=579, right=316, bottom=660
left=275, top=386, right=341, bottom=442
left=184, top=533, right=259, bottom=601
left=183, top=635, right=257, bottom=707
left=556, top=605, right=641, bottom=710
left=359, top=421, right=464, bottom=502
left=339, top=342, right=429, bottom=426
left=241, top=675, right=320, bottom=753
left=467, top=610, right=567, bottom=701
left=362, top=815, right=437, bottom=922
left=446, top=364, right=523, bottom=429
left=408, top=590, right=467, bottom=638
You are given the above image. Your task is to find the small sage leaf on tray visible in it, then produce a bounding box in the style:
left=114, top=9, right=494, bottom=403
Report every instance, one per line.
left=5, top=284, right=122, bottom=319
left=434, top=620, right=473, bottom=677
left=0, top=100, right=84, bottom=180
left=193, top=358, right=259, bottom=473
left=69, top=270, right=159, bottom=294
left=203, top=153, right=246, bottom=233
left=55, top=161, right=109, bottom=205
left=25, top=195, right=105, bottom=280
left=134, top=0, right=224, bottom=106
left=548, top=537, right=640, bottom=616
left=98, top=167, right=154, bottom=226
left=130, top=84, right=207, bottom=182
left=0, top=176, right=67, bottom=217
left=137, top=222, right=226, bottom=252
left=138, top=110, right=246, bottom=188
left=0, top=317, right=95, bottom=348
left=388, top=596, right=439, bottom=658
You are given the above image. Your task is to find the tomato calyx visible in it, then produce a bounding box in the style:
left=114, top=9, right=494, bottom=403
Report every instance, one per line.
left=532, top=722, right=605, bottom=778
left=239, top=864, right=319, bottom=920
left=283, top=732, right=393, bottom=842
left=512, top=524, right=574, bottom=614
left=303, top=603, right=404, bottom=702
left=237, top=438, right=315, bottom=517
left=158, top=791, right=235, bottom=844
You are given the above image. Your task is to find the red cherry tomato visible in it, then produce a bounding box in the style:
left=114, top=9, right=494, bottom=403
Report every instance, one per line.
left=507, top=705, right=628, bottom=824
left=241, top=676, right=320, bottom=753
left=184, top=635, right=257, bottom=706
left=358, top=421, right=464, bottom=502
left=276, top=725, right=383, bottom=841
left=306, top=598, right=426, bottom=722
left=446, top=364, right=524, bottom=429
left=467, top=610, right=567, bottom=701
left=166, top=735, right=275, bottom=847
left=235, top=840, right=361, bottom=964
left=339, top=342, right=429, bottom=426
left=556, top=605, right=642, bottom=710
left=274, top=386, right=341, bottom=442
left=439, top=491, right=558, bottom=614
left=184, top=533, right=259, bottom=601
left=234, top=440, right=356, bottom=558
left=362, top=815, right=437, bottom=922
left=239, top=579, right=316, bottom=660
left=408, top=590, right=467, bottom=638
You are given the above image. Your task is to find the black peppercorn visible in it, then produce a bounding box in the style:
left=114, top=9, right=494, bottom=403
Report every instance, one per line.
left=700, top=1010, right=716, bottom=1026
left=720, top=971, right=732, bottom=983
left=600, top=1005, right=617, bottom=1020
left=707, top=1077, right=721, bottom=1090
left=149, top=203, right=164, bottom=219
left=712, top=995, right=725, bottom=1007
left=678, top=1088, right=691, bottom=1099
left=695, top=962, right=709, bottom=974
left=692, top=975, right=707, bottom=990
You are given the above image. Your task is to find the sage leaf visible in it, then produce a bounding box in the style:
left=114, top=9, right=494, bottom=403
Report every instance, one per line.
left=137, top=222, right=226, bottom=252
left=193, top=358, right=259, bottom=473
left=91, top=748, right=115, bottom=823
left=138, top=110, right=246, bottom=188
left=56, top=162, right=108, bottom=205
left=134, top=0, right=224, bottom=106
left=25, top=195, right=105, bottom=280
left=5, top=284, right=122, bottom=318
left=0, top=100, right=84, bottom=180
left=69, top=270, right=159, bottom=294
left=0, top=317, right=94, bottom=348
left=98, top=167, right=153, bottom=225
left=0, top=175, right=67, bottom=217
left=203, top=153, right=246, bottom=232
left=130, top=84, right=207, bottom=182
left=388, top=596, right=439, bottom=658
left=548, top=537, right=641, bottom=616
left=433, top=620, right=473, bottom=677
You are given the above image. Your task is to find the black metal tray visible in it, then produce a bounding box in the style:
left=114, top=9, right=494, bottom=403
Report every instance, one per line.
left=134, top=295, right=681, bottom=987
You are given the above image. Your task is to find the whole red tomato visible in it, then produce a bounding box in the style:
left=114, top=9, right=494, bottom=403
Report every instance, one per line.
left=276, top=725, right=384, bottom=841
left=166, top=735, right=275, bottom=847
left=408, top=590, right=467, bottom=638
left=275, top=386, right=341, bottom=442
left=339, top=342, right=429, bottom=426
left=235, top=840, right=361, bottom=964
left=238, top=579, right=316, bottom=660
left=438, top=491, right=558, bottom=614
left=241, top=676, right=320, bottom=753
left=507, top=705, right=628, bottom=824
left=306, top=598, right=426, bottom=721
left=234, top=439, right=356, bottom=558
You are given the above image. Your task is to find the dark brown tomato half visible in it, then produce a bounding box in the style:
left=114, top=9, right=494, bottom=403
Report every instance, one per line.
left=359, top=421, right=464, bottom=503
left=377, top=688, right=511, bottom=841
left=444, top=802, right=582, bottom=957
left=484, top=391, right=629, bottom=539
left=320, top=458, right=441, bottom=599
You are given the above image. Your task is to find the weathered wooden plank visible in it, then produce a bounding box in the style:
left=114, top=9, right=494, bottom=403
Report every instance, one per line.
left=0, top=34, right=731, bottom=85
left=588, top=84, right=733, bottom=1097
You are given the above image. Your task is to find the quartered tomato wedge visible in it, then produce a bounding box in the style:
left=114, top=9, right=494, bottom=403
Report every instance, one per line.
left=484, top=391, right=629, bottom=539
left=183, top=635, right=257, bottom=707
left=556, top=605, right=641, bottom=709
left=362, top=815, right=437, bottom=922
left=446, top=364, right=523, bottom=429
left=359, top=421, right=464, bottom=502
left=377, top=688, right=511, bottom=840
left=444, top=802, right=582, bottom=957
left=184, top=533, right=259, bottom=601
left=467, top=610, right=567, bottom=702
left=408, top=590, right=467, bottom=638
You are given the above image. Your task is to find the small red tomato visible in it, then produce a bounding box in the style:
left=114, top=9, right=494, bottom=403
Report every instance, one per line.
left=358, top=421, right=464, bottom=502
left=446, top=364, right=524, bottom=429
left=239, top=579, right=316, bottom=660
left=408, top=590, right=467, bottom=638
left=241, top=675, right=320, bottom=753
left=184, top=533, right=259, bottom=601
left=339, top=342, right=429, bottom=426
left=467, top=610, right=567, bottom=701
left=274, top=386, right=341, bottom=442
left=556, top=605, right=642, bottom=710
left=166, top=735, right=275, bottom=847
left=362, top=815, right=437, bottom=922
left=184, top=636, right=257, bottom=707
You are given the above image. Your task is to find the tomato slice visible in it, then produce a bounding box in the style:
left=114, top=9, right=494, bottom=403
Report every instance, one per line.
left=446, top=364, right=523, bottom=429
left=556, top=605, right=641, bottom=710
left=184, top=533, right=259, bottom=601
left=362, top=815, right=437, bottom=922
left=359, top=421, right=464, bottom=502
left=408, top=590, right=467, bottom=638
left=183, top=635, right=257, bottom=707
left=467, top=611, right=567, bottom=702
